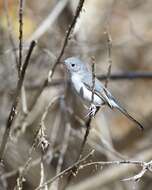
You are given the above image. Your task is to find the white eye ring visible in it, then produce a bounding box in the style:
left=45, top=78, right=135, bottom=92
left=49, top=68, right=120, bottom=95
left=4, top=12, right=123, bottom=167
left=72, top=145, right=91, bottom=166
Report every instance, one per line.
left=71, top=63, right=75, bottom=67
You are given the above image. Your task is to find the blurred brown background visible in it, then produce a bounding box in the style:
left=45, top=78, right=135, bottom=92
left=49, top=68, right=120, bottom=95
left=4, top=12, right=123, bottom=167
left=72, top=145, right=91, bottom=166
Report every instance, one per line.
left=0, top=0, right=152, bottom=189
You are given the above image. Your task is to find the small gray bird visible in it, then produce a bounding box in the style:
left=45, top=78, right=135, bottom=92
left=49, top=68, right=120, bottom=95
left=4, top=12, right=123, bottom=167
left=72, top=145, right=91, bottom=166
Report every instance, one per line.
left=64, top=57, right=144, bottom=130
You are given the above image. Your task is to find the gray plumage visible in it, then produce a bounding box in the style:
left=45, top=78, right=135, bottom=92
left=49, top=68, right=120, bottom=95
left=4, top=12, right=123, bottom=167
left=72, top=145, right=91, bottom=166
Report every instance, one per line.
left=64, top=57, right=144, bottom=130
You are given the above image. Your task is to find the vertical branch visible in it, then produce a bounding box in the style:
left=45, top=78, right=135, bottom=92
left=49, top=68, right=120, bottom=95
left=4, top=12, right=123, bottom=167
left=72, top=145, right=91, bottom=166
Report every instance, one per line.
left=105, top=24, right=112, bottom=88
left=91, top=57, right=95, bottom=103
left=37, top=126, right=49, bottom=190
left=35, top=151, right=94, bottom=190
left=79, top=57, right=96, bottom=157
left=19, top=0, right=29, bottom=116
left=18, top=0, right=23, bottom=74
left=39, top=157, right=48, bottom=190
left=0, top=41, right=36, bottom=162
left=64, top=58, right=97, bottom=189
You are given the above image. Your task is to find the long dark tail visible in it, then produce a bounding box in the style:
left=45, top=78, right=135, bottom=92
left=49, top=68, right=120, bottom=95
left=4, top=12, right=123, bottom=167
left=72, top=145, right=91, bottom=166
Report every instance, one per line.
left=114, top=103, right=144, bottom=131
left=102, top=88, right=144, bottom=130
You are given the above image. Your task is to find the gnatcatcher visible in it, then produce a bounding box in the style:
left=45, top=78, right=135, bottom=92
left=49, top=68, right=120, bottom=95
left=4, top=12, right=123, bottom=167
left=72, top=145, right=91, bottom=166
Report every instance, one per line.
left=64, top=57, right=144, bottom=130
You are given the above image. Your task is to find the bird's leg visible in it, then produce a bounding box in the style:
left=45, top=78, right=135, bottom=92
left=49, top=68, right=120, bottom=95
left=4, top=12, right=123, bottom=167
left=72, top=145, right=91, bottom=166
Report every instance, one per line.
left=86, top=104, right=97, bottom=117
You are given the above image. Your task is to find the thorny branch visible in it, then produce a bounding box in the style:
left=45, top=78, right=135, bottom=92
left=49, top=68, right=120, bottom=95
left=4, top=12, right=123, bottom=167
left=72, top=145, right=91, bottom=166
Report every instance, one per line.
left=0, top=41, right=36, bottom=162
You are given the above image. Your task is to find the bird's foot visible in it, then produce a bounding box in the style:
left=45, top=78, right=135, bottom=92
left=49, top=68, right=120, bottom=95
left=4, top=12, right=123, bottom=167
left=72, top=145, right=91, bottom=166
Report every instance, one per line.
left=86, top=104, right=97, bottom=117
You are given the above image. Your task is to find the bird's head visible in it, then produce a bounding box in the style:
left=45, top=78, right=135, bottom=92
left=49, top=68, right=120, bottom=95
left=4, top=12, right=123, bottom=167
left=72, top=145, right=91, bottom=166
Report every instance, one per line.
left=64, top=57, right=88, bottom=75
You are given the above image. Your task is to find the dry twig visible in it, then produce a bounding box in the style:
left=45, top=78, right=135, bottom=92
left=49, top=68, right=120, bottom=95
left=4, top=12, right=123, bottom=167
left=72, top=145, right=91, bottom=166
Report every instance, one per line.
left=105, top=24, right=112, bottom=88
left=18, top=0, right=23, bottom=74
left=78, top=57, right=96, bottom=156
left=35, top=150, right=94, bottom=190
left=63, top=57, right=97, bottom=189
left=67, top=148, right=152, bottom=190
left=13, top=96, right=59, bottom=188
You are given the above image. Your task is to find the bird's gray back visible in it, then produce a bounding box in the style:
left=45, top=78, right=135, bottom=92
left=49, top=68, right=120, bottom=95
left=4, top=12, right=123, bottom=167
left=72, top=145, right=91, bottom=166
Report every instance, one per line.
left=82, top=72, right=105, bottom=93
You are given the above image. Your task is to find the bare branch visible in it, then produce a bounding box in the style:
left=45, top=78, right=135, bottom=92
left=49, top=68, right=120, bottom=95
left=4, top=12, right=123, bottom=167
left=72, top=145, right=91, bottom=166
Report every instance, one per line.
left=79, top=57, right=96, bottom=156
left=0, top=41, right=36, bottom=162
left=105, top=24, right=112, bottom=88
left=63, top=57, right=98, bottom=189
left=67, top=149, right=152, bottom=190
left=38, top=157, right=48, bottom=190
left=13, top=96, right=59, bottom=188
left=78, top=159, right=152, bottom=182
left=18, top=0, right=23, bottom=74
left=35, top=150, right=94, bottom=190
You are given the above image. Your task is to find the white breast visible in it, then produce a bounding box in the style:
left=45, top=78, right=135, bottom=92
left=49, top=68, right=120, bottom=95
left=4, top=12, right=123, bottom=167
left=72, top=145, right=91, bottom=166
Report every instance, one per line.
left=71, top=74, right=103, bottom=106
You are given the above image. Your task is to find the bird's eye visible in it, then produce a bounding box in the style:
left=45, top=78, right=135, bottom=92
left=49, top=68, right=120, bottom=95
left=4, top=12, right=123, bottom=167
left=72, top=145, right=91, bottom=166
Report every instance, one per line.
left=71, top=63, right=75, bottom=67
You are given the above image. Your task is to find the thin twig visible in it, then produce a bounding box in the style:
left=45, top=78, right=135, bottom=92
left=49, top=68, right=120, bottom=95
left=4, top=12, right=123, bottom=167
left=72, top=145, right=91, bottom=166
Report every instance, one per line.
left=66, top=148, right=152, bottom=190
left=77, top=159, right=152, bottom=182
left=35, top=150, right=94, bottom=190
left=18, top=0, right=23, bottom=73
left=78, top=57, right=96, bottom=157
left=0, top=149, right=55, bottom=183
left=78, top=159, right=152, bottom=182
left=0, top=41, right=36, bottom=162
left=105, top=24, right=112, bottom=88
left=19, top=0, right=27, bottom=121
left=91, top=57, right=95, bottom=103
left=14, top=148, right=33, bottom=190
left=14, top=96, right=59, bottom=188
left=63, top=57, right=97, bottom=189
left=38, top=157, right=48, bottom=190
